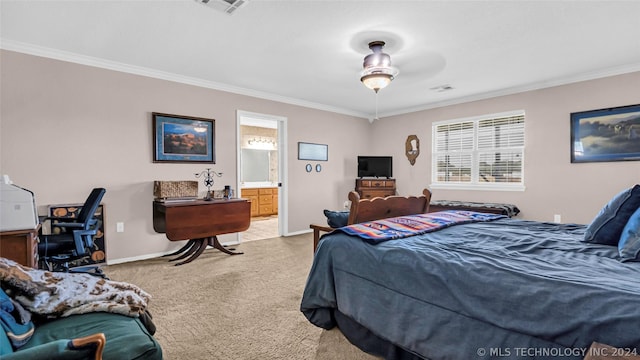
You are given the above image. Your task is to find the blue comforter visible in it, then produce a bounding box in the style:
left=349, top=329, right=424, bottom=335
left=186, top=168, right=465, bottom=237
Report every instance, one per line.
left=300, top=218, right=640, bottom=359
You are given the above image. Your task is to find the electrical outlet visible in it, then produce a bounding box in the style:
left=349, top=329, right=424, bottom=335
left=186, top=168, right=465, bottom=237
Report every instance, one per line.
left=116, top=222, right=124, bottom=233
left=553, top=214, right=561, bottom=223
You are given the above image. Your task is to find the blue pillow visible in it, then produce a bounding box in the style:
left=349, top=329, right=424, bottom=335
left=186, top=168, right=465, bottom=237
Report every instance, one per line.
left=323, top=209, right=349, bottom=228
left=584, top=184, right=640, bottom=245
left=619, top=207, right=640, bottom=262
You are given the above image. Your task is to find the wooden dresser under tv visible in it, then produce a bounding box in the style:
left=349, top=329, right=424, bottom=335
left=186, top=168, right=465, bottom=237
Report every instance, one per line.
left=355, top=178, right=396, bottom=199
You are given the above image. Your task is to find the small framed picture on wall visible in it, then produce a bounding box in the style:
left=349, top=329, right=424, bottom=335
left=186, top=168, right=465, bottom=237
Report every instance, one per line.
left=298, top=142, right=328, bottom=161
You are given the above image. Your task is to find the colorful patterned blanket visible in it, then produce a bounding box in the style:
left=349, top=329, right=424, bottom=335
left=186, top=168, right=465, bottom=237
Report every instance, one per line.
left=336, top=210, right=506, bottom=244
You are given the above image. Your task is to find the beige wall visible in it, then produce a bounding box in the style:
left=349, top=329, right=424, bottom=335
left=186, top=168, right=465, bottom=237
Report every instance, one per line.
left=0, top=50, right=371, bottom=263
left=2, top=49, right=639, bottom=263
left=374, top=72, right=640, bottom=224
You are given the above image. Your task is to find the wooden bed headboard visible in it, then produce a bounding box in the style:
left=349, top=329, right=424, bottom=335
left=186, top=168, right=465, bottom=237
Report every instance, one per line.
left=310, top=188, right=433, bottom=253
left=347, top=188, right=432, bottom=225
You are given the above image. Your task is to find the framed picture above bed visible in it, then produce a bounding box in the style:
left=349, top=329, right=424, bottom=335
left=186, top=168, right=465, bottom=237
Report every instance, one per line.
left=152, top=112, right=215, bottom=163
left=571, top=104, right=640, bottom=163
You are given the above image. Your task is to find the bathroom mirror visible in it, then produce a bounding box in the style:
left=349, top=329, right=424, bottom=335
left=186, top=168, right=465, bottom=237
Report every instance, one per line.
left=241, top=149, right=275, bottom=182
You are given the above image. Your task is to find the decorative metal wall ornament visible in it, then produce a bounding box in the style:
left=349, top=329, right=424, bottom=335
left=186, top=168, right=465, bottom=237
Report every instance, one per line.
left=405, top=135, right=420, bottom=165
left=195, top=168, right=223, bottom=200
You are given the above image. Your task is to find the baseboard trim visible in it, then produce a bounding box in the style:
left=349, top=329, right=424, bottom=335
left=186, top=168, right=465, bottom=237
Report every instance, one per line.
left=285, top=229, right=313, bottom=236
left=106, top=251, right=172, bottom=266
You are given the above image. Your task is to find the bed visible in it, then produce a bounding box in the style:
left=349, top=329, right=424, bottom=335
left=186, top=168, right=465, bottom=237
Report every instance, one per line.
left=301, top=187, right=640, bottom=359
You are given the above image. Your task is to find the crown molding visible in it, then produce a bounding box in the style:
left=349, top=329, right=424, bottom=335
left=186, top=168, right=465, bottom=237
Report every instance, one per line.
left=3, top=39, right=638, bottom=123
left=0, top=39, right=370, bottom=120
left=378, top=62, right=640, bottom=119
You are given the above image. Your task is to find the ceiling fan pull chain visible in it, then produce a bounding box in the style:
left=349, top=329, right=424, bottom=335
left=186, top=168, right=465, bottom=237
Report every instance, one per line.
left=375, top=92, right=379, bottom=120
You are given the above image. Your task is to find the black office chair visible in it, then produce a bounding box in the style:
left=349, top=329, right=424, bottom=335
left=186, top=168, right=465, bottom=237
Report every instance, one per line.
left=39, top=188, right=107, bottom=278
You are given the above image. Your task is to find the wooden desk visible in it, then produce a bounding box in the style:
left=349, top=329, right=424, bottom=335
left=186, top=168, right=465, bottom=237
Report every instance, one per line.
left=153, top=199, right=250, bottom=266
left=0, top=225, right=41, bottom=268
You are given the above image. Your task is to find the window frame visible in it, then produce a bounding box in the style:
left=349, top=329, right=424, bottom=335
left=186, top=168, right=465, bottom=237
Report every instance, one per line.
left=430, top=110, right=526, bottom=192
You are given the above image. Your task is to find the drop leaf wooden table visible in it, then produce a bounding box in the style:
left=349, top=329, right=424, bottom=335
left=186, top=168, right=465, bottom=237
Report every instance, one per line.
left=153, top=199, right=251, bottom=266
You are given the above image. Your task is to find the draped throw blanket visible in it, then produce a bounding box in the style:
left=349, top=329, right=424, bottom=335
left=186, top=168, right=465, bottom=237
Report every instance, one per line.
left=336, top=210, right=506, bottom=244
left=0, top=257, right=150, bottom=319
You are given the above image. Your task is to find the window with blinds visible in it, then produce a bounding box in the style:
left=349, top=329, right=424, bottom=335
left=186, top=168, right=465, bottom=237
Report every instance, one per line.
left=432, top=111, right=525, bottom=190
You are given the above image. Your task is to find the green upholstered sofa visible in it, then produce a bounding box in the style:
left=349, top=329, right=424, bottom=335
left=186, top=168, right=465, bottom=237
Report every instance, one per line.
left=0, top=309, right=163, bottom=359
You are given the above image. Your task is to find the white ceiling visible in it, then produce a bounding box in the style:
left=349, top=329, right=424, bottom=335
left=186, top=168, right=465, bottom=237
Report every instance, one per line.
left=2, top=0, right=640, bottom=120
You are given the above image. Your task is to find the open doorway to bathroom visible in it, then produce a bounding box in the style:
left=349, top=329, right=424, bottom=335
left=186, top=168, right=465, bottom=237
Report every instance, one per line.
left=237, top=111, right=287, bottom=242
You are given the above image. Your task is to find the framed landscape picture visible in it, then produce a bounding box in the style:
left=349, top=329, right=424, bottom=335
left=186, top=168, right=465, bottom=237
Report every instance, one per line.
left=570, top=104, right=640, bottom=163
left=152, top=112, right=215, bottom=163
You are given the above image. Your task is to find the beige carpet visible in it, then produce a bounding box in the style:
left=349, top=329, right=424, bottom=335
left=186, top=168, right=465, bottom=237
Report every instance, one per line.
left=104, top=233, right=380, bottom=360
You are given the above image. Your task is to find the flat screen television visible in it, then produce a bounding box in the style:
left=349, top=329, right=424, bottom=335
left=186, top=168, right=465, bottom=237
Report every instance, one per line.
left=357, top=156, right=393, bottom=178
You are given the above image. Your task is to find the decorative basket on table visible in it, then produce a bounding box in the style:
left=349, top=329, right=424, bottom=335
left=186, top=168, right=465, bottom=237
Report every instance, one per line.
left=153, top=181, right=199, bottom=200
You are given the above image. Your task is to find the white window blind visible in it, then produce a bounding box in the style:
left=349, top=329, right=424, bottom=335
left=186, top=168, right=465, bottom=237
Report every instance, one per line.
left=432, top=111, right=525, bottom=190
left=434, top=121, right=474, bottom=183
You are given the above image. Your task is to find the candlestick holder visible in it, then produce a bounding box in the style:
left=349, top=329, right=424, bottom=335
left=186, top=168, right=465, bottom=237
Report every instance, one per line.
left=195, top=168, right=222, bottom=200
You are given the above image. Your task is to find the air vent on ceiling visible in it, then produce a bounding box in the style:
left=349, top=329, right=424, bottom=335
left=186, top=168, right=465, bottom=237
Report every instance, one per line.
left=196, top=0, right=248, bottom=15
left=430, top=84, right=455, bottom=93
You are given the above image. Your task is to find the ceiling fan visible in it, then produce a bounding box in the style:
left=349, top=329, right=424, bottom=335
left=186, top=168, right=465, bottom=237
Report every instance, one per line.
left=352, top=31, right=447, bottom=120
left=360, top=41, right=399, bottom=93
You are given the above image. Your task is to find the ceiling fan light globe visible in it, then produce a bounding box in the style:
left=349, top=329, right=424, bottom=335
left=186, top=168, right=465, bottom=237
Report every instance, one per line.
left=361, top=73, right=393, bottom=92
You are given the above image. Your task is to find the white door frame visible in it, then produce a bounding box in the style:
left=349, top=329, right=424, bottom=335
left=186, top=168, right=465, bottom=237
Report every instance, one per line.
left=236, top=110, right=288, bottom=241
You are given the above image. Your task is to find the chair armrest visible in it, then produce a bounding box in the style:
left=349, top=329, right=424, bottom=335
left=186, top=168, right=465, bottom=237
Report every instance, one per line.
left=40, top=217, right=84, bottom=234
left=2, top=333, right=105, bottom=360
left=52, top=222, right=84, bottom=229
left=75, top=229, right=97, bottom=236
left=54, top=218, right=98, bottom=229
left=310, top=224, right=333, bottom=232
left=70, top=333, right=105, bottom=360
left=310, top=224, right=335, bottom=253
